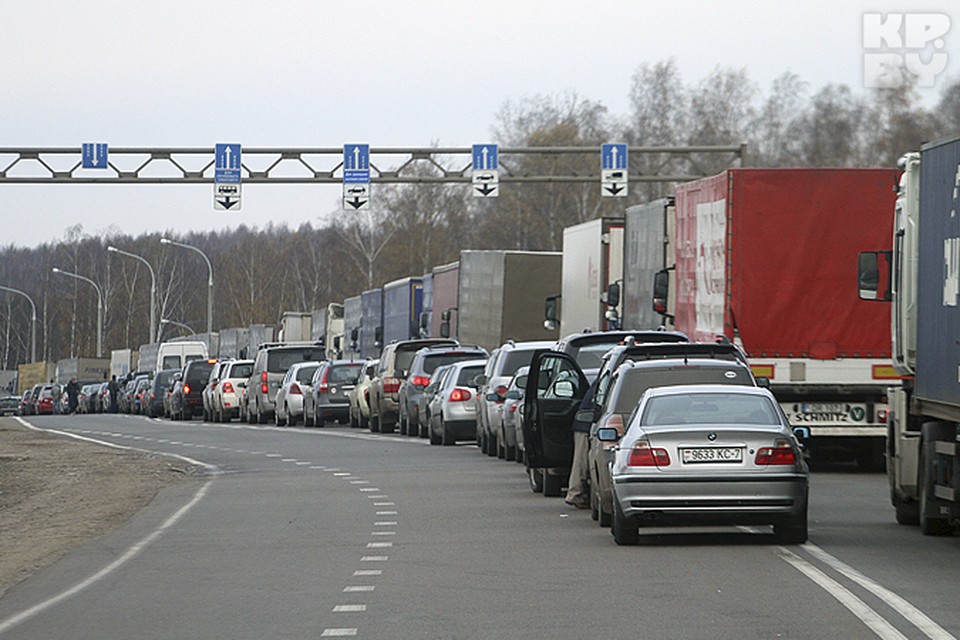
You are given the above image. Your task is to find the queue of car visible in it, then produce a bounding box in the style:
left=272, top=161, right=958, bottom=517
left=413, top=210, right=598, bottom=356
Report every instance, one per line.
left=13, top=329, right=808, bottom=546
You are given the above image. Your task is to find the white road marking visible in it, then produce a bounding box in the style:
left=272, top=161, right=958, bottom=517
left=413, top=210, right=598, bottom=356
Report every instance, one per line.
left=333, top=605, right=367, bottom=612
left=359, top=488, right=379, bottom=492
left=374, top=522, right=397, bottom=526
left=373, top=502, right=394, bottom=506
left=321, top=629, right=357, bottom=637
left=366, top=542, right=392, bottom=548
left=371, top=532, right=395, bottom=536
left=354, top=570, right=382, bottom=576
left=343, top=585, right=375, bottom=592
left=376, top=511, right=398, bottom=516
left=360, top=556, right=388, bottom=562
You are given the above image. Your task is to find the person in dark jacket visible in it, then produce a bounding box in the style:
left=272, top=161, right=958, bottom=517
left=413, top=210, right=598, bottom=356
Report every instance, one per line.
left=65, top=377, right=81, bottom=415
left=108, top=375, right=120, bottom=413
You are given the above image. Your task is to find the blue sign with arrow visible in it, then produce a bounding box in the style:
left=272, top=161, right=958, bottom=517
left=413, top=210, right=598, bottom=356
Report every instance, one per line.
left=82, top=143, right=108, bottom=169
left=472, top=144, right=498, bottom=171
left=601, top=143, right=628, bottom=170
left=215, top=143, right=242, bottom=183
left=344, top=143, right=370, bottom=184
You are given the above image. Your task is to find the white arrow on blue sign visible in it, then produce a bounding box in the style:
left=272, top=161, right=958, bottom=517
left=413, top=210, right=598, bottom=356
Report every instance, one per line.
left=472, top=144, right=498, bottom=171
left=601, top=143, right=628, bottom=170
left=215, top=143, right=242, bottom=183
left=82, top=143, right=108, bottom=169
left=344, top=144, right=371, bottom=184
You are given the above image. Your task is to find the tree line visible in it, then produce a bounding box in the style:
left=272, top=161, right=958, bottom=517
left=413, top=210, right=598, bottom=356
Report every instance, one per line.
left=1, top=61, right=957, bottom=368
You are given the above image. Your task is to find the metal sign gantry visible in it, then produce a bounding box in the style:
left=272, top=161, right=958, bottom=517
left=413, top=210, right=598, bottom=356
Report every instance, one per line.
left=0, top=145, right=747, bottom=185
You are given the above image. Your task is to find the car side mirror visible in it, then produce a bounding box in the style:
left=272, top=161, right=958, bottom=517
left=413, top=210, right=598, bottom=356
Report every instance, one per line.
left=597, top=427, right=620, bottom=442
left=238, top=381, right=247, bottom=389
left=553, top=380, right=575, bottom=398
left=486, top=392, right=500, bottom=402
left=755, top=376, right=770, bottom=388
left=575, top=409, right=595, bottom=423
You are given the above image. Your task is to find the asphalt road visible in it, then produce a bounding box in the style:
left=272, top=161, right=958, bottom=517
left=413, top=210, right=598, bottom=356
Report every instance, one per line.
left=2, top=414, right=960, bottom=639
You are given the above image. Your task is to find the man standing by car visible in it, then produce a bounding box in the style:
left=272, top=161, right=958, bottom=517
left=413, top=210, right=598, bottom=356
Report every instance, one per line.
left=108, top=375, right=120, bottom=413
left=50, top=380, right=62, bottom=415
left=565, top=380, right=597, bottom=509
left=65, top=377, right=81, bottom=415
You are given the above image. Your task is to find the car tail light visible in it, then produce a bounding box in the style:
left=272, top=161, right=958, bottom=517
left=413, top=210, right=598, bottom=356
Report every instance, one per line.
left=509, top=403, right=518, bottom=413
left=289, top=383, right=302, bottom=395
left=755, top=440, right=797, bottom=465
left=222, top=382, right=234, bottom=394
left=318, top=368, right=330, bottom=393
left=183, top=384, right=191, bottom=395
left=449, top=388, right=472, bottom=402
left=261, top=383, right=269, bottom=394
left=411, top=375, right=430, bottom=388
left=212, top=381, right=218, bottom=390
left=383, top=377, right=401, bottom=394
left=627, top=440, right=670, bottom=467
left=495, top=385, right=508, bottom=400
left=261, top=371, right=268, bottom=383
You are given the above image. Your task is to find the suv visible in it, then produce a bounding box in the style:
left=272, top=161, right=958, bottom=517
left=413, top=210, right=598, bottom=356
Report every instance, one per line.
left=246, top=342, right=327, bottom=424
left=476, top=340, right=555, bottom=458
left=368, top=338, right=457, bottom=433
left=398, top=344, right=489, bottom=438
left=306, top=359, right=364, bottom=427
left=348, top=359, right=378, bottom=429
left=202, top=359, right=234, bottom=421
left=212, top=359, right=253, bottom=422
left=169, top=359, right=217, bottom=420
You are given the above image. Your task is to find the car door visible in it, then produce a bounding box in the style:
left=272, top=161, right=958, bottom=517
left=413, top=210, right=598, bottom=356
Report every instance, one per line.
left=522, top=350, right=588, bottom=469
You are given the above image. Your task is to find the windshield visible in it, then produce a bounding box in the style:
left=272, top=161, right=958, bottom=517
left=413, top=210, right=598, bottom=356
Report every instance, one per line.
left=642, top=392, right=780, bottom=426
left=612, top=367, right=754, bottom=413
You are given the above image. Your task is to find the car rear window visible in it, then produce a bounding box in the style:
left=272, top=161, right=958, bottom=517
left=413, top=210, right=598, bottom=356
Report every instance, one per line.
left=267, top=348, right=326, bottom=373
left=185, top=362, right=215, bottom=383
left=498, top=350, right=538, bottom=377
left=569, top=342, right=620, bottom=370
left=456, top=365, right=485, bottom=386
left=642, top=392, right=779, bottom=426
left=296, top=365, right=319, bottom=384
left=156, top=370, right=177, bottom=387
left=613, top=367, right=755, bottom=413
left=229, top=363, right=253, bottom=379
left=423, top=352, right=487, bottom=374
left=329, top=364, right=362, bottom=384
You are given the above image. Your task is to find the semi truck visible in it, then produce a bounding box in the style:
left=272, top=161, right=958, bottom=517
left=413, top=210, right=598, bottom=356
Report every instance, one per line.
left=382, top=277, right=424, bottom=345
left=650, top=168, right=900, bottom=469
left=860, top=135, right=960, bottom=533
left=360, top=288, right=383, bottom=359
left=430, top=261, right=460, bottom=339
left=457, top=250, right=562, bottom=352
left=343, top=295, right=362, bottom=357
left=312, top=303, right=345, bottom=359
left=623, top=199, right=674, bottom=330
left=546, top=217, right=624, bottom=336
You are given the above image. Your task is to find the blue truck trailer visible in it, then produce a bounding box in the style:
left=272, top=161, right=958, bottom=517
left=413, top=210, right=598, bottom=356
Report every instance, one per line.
left=360, top=288, right=383, bottom=360
left=382, top=277, right=424, bottom=345
left=860, top=134, right=960, bottom=534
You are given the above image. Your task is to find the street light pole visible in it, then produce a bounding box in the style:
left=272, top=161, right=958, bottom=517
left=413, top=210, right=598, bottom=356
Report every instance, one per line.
left=107, top=245, right=157, bottom=343
left=51, top=267, right=103, bottom=358
left=0, top=285, right=37, bottom=362
left=160, top=238, right=213, bottom=334
left=159, top=318, right=196, bottom=339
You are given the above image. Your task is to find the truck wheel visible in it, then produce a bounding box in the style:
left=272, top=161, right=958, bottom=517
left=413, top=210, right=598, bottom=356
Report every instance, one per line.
left=919, top=422, right=953, bottom=535
left=894, top=495, right=919, bottom=525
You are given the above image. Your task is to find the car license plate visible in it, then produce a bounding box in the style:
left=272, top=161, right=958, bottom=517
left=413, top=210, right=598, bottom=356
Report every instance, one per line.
left=680, top=447, right=743, bottom=464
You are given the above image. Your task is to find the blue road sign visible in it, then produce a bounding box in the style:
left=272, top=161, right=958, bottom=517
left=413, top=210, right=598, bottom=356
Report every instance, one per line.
left=82, top=143, right=108, bottom=169
left=215, top=143, right=242, bottom=183
left=472, top=144, right=498, bottom=171
left=344, top=143, right=371, bottom=183
left=601, top=143, right=628, bottom=170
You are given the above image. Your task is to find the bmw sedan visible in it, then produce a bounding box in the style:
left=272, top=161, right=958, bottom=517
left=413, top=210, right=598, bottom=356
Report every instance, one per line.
left=600, top=384, right=809, bottom=546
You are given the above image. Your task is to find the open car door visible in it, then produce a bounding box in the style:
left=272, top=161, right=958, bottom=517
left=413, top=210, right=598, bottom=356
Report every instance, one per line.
left=522, top=350, right=589, bottom=469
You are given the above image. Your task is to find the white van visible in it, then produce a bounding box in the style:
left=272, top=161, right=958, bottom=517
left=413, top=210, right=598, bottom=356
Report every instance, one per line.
left=156, top=341, right=209, bottom=372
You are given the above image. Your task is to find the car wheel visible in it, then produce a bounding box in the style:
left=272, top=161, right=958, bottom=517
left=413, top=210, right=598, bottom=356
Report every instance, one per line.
left=542, top=471, right=564, bottom=498
left=369, top=413, right=379, bottom=433
left=275, top=408, right=286, bottom=427
left=504, top=443, right=516, bottom=462
left=612, top=497, right=639, bottom=545
left=598, top=503, right=612, bottom=528
left=398, top=411, right=408, bottom=436
left=528, top=467, right=544, bottom=494
left=257, top=404, right=267, bottom=424
left=429, top=427, right=442, bottom=446
left=590, top=488, right=600, bottom=522
left=348, top=406, right=357, bottom=428
left=441, top=417, right=455, bottom=446
left=288, top=406, right=298, bottom=427
left=486, top=432, right=498, bottom=458
left=773, top=509, right=809, bottom=544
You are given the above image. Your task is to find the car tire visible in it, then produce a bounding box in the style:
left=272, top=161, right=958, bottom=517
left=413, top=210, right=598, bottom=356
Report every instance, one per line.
left=543, top=471, right=564, bottom=498
left=528, top=467, right=544, bottom=494
left=288, top=406, right=298, bottom=427
left=441, top=418, right=455, bottom=446
left=398, top=411, right=408, bottom=436
left=257, top=404, right=267, bottom=424
left=894, top=495, right=919, bottom=525
left=275, top=408, right=286, bottom=427
left=598, top=503, right=612, bottom=528
left=369, top=413, right=379, bottom=433
left=486, top=433, right=498, bottom=458
left=429, top=428, right=442, bottom=445
left=590, top=488, right=600, bottom=522
left=504, top=442, right=516, bottom=462
left=773, top=510, right=809, bottom=544
left=612, top=497, right=639, bottom=545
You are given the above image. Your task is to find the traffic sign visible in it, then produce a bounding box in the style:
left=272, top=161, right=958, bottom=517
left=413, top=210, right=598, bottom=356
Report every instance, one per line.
left=82, top=143, right=108, bottom=169
left=472, top=144, right=499, bottom=197
left=344, top=143, right=370, bottom=184
left=214, top=183, right=242, bottom=210
left=601, top=143, right=628, bottom=197
left=343, top=182, right=370, bottom=210
left=215, top=143, right=242, bottom=183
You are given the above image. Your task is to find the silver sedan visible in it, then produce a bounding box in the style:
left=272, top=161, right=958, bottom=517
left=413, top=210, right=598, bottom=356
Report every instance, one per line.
left=600, top=384, right=809, bottom=545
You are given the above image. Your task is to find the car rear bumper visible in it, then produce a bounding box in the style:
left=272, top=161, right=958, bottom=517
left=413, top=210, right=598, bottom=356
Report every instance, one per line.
left=614, top=475, right=808, bottom=523
left=435, top=418, right=476, bottom=441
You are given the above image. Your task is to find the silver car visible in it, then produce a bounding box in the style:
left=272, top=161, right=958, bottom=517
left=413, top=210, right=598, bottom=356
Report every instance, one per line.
left=497, top=366, right=529, bottom=462
left=601, top=384, right=809, bottom=545
left=428, top=359, right=487, bottom=446
left=275, top=361, right=321, bottom=426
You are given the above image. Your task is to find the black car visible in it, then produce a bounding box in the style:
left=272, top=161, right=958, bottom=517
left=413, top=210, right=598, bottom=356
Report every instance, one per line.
left=169, top=359, right=217, bottom=420
left=146, top=369, right=179, bottom=418
left=0, top=395, right=19, bottom=416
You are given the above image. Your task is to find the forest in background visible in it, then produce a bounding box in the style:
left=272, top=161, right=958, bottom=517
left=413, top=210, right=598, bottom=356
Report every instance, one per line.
left=2, top=60, right=958, bottom=368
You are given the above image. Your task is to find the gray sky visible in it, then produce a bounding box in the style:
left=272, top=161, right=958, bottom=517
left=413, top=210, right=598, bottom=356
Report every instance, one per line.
left=1, top=0, right=956, bottom=248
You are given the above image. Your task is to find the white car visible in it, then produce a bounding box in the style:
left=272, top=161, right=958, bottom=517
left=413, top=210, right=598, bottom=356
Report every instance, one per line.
left=212, top=359, right=254, bottom=422
left=202, top=359, right=233, bottom=421
left=275, top=361, right=322, bottom=426
left=427, top=359, right=487, bottom=446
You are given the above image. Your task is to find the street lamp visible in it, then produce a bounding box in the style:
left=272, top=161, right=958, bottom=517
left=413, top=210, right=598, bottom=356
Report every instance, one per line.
left=51, top=267, right=103, bottom=357
left=159, top=318, right=195, bottom=340
left=107, top=245, right=157, bottom=343
left=160, top=237, right=213, bottom=334
left=0, top=285, right=37, bottom=362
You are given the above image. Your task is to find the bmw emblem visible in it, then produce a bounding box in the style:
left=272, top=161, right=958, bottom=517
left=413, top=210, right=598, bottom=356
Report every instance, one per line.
left=707, top=432, right=718, bottom=441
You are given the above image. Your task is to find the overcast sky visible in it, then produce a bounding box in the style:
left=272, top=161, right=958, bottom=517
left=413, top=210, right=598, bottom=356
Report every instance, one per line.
left=1, top=0, right=956, bottom=249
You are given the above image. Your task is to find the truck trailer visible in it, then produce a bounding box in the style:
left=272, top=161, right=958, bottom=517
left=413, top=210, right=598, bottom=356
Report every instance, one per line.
left=343, top=295, right=362, bottom=357
left=457, top=250, right=562, bottom=352
left=861, top=135, right=960, bottom=533
left=360, top=288, right=383, bottom=359
left=653, top=168, right=899, bottom=469
left=382, top=277, right=424, bottom=345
